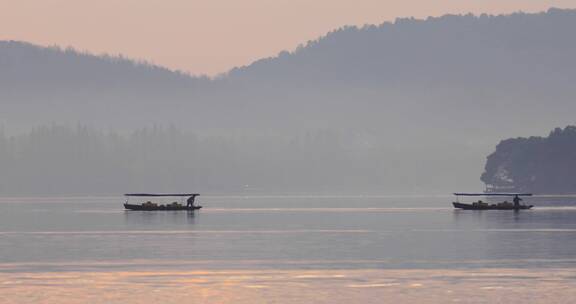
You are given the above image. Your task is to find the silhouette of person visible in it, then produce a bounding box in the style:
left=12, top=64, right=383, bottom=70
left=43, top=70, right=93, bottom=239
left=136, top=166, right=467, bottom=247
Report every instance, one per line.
left=187, top=195, right=196, bottom=208
left=513, top=195, right=522, bottom=208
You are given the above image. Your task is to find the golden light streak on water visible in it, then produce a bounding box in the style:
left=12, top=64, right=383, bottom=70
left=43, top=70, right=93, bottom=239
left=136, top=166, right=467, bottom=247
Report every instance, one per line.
left=1, top=268, right=576, bottom=304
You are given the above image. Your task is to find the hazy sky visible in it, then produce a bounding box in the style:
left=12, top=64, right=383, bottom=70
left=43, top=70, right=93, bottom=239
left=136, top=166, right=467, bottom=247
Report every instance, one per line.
left=1, top=0, right=574, bottom=76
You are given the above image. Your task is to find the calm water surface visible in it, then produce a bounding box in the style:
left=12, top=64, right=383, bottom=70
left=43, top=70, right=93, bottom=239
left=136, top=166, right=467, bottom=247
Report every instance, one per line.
left=1, top=195, right=575, bottom=272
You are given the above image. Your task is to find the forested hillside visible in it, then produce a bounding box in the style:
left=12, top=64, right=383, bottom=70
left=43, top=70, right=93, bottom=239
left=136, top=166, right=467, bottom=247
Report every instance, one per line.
left=482, top=126, right=576, bottom=194
left=0, top=125, right=387, bottom=195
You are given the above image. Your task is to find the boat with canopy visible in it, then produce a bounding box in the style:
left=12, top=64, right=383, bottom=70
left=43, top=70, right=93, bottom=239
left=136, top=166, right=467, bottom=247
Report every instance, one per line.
left=124, top=193, right=201, bottom=211
left=452, top=193, right=533, bottom=210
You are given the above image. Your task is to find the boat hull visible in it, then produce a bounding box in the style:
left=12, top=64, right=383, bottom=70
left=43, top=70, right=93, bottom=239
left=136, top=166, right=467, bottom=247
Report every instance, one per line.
left=124, top=203, right=202, bottom=211
left=453, top=202, right=533, bottom=210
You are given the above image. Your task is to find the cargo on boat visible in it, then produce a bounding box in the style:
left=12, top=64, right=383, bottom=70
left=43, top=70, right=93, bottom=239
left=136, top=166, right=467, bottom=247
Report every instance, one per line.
left=452, top=193, right=533, bottom=210
left=124, top=193, right=202, bottom=211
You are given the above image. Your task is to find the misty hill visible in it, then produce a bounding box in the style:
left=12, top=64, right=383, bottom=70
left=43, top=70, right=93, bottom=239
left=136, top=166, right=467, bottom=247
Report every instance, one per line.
left=481, top=126, right=576, bottom=194
left=233, top=8, right=576, bottom=89
left=2, top=8, right=576, bottom=194
left=3, top=9, right=576, bottom=133
left=222, top=8, right=576, bottom=131
left=0, top=41, right=208, bottom=130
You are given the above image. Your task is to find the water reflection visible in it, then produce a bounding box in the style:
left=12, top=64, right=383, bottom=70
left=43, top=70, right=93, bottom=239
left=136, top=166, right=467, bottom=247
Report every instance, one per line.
left=449, top=198, right=576, bottom=265
left=3, top=268, right=576, bottom=304
left=452, top=197, right=576, bottom=228
left=3, top=196, right=576, bottom=270
left=123, top=210, right=198, bottom=227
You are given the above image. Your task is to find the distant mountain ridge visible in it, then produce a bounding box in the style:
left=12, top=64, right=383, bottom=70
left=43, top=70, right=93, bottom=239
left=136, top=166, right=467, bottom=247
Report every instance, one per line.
left=0, top=40, right=207, bottom=130
left=0, top=40, right=201, bottom=95
left=229, top=8, right=576, bottom=86
left=2, top=8, right=575, bottom=131
left=2, top=8, right=576, bottom=194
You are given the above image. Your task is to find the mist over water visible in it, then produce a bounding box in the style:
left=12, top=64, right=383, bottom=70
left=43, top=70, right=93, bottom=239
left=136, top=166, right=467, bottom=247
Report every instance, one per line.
left=3, top=196, right=576, bottom=303
left=0, top=125, right=400, bottom=195
left=2, top=196, right=576, bottom=271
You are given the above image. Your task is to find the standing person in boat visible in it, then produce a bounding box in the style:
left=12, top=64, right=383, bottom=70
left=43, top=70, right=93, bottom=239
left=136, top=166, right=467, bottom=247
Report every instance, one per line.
left=513, top=195, right=522, bottom=208
left=187, top=195, right=196, bottom=208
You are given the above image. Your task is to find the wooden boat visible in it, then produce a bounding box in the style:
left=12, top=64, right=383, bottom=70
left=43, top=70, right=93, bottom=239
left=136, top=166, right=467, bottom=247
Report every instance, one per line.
left=452, top=202, right=533, bottom=210
left=452, top=193, right=534, bottom=210
left=124, top=193, right=202, bottom=211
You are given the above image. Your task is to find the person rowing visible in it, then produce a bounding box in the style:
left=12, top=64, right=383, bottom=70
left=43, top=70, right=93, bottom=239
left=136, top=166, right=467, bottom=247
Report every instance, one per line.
left=187, top=195, right=198, bottom=208
left=513, top=195, right=522, bottom=208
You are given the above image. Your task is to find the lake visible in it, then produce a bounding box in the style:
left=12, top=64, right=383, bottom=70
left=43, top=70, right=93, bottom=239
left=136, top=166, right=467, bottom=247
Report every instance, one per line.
left=1, top=195, right=576, bottom=303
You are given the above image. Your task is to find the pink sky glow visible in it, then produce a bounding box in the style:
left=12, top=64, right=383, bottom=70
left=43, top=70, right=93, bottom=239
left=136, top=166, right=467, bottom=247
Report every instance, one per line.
left=1, top=0, right=574, bottom=76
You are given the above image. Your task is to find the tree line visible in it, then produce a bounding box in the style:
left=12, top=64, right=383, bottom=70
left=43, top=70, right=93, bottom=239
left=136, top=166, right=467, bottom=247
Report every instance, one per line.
left=0, top=125, right=387, bottom=195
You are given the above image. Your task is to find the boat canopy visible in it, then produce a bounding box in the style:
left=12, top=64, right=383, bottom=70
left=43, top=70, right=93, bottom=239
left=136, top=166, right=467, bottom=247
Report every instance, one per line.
left=453, top=193, right=532, bottom=197
left=124, top=193, right=200, bottom=197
